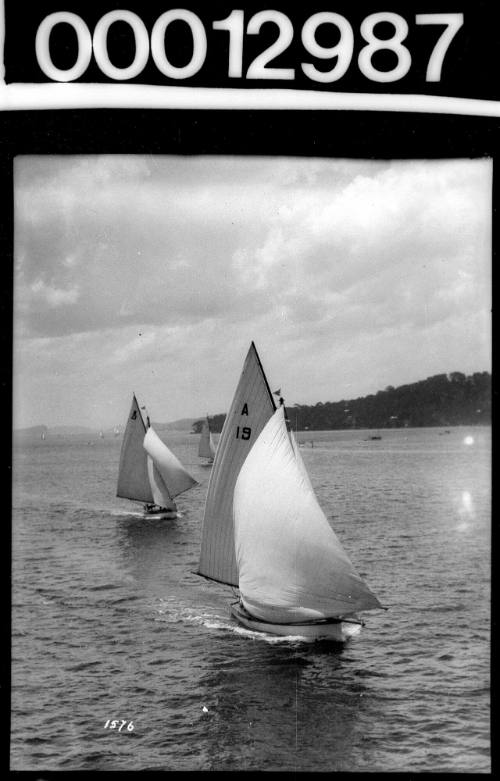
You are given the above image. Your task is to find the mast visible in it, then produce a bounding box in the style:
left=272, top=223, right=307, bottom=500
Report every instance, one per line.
left=197, top=342, right=276, bottom=586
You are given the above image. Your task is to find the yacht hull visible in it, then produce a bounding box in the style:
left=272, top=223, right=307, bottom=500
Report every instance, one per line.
left=230, top=603, right=362, bottom=642
left=142, top=506, right=177, bottom=520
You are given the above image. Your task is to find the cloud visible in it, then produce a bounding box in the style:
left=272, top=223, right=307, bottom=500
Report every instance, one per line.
left=112, top=330, right=157, bottom=364
left=13, top=155, right=491, bottom=427
left=30, top=279, right=80, bottom=307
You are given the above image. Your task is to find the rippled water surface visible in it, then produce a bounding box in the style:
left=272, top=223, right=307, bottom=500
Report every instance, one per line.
left=11, top=426, right=490, bottom=771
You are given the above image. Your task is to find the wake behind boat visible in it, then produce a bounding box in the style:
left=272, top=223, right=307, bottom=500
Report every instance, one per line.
left=117, top=394, right=197, bottom=519
left=197, top=342, right=383, bottom=641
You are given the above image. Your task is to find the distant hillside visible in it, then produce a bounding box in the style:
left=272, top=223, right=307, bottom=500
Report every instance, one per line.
left=13, top=420, right=196, bottom=437
left=50, top=425, right=94, bottom=435
left=13, top=424, right=92, bottom=439
left=193, top=371, right=491, bottom=433
left=154, top=417, right=198, bottom=432
left=13, top=425, right=48, bottom=440
left=14, top=371, right=491, bottom=436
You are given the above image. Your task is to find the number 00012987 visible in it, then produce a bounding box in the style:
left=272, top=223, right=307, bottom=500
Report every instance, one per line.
left=35, top=10, right=464, bottom=84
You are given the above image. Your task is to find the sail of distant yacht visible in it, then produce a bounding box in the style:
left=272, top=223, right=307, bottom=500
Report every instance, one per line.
left=198, top=416, right=216, bottom=464
left=117, top=394, right=197, bottom=519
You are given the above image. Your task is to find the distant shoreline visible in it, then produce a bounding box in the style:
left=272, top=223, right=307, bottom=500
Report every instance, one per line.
left=14, top=370, right=491, bottom=436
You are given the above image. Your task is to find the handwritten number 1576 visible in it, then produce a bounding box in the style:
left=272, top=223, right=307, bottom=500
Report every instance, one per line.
left=104, top=719, right=135, bottom=732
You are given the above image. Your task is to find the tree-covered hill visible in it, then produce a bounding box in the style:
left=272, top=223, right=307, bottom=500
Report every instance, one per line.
left=192, top=371, right=491, bottom=433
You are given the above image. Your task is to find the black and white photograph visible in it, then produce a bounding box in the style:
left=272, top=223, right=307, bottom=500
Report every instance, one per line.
left=2, top=0, right=494, bottom=775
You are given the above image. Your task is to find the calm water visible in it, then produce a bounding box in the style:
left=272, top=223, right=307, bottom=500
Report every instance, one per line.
left=11, top=426, right=491, bottom=771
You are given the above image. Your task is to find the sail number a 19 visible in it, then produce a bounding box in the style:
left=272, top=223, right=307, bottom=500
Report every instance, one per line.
left=236, top=426, right=251, bottom=440
left=35, top=10, right=464, bottom=84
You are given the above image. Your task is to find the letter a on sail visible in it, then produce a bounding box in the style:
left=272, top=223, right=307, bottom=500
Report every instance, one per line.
left=197, top=343, right=276, bottom=586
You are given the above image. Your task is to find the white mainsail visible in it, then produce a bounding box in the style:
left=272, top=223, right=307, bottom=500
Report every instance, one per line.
left=233, top=406, right=382, bottom=623
left=198, top=417, right=216, bottom=460
left=143, top=426, right=197, bottom=498
left=116, top=395, right=153, bottom=503
left=197, top=342, right=276, bottom=585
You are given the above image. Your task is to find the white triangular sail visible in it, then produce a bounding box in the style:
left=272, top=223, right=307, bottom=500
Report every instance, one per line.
left=143, top=426, right=197, bottom=498
left=198, top=418, right=216, bottom=460
left=146, top=455, right=176, bottom=510
left=198, top=342, right=276, bottom=585
left=116, top=395, right=153, bottom=503
left=234, top=406, right=382, bottom=622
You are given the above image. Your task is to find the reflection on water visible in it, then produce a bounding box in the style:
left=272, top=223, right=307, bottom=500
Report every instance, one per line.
left=196, top=637, right=357, bottom=771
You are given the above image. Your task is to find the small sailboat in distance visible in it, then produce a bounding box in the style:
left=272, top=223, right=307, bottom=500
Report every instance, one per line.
left=117, top=394, right=197, bottom=520
left=197, top=343, right=383, bottom=641
left=198, top=416, right=216, bottom=465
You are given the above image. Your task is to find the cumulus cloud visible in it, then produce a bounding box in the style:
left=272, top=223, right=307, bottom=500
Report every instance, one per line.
left=30, top=279, right=80, bottom=307
left=13, top=155, right=491, bottom=428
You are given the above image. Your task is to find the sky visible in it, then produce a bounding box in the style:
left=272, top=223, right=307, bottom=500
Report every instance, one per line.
left=13, top=154, right=491, bottom=430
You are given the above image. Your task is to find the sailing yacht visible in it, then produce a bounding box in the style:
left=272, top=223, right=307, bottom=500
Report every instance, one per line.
left=197, top=343, right=383, bottom=641
left=198, top=416, right=216, bottom=465
left=117, top=394, right=197, bottom=519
